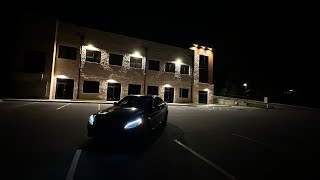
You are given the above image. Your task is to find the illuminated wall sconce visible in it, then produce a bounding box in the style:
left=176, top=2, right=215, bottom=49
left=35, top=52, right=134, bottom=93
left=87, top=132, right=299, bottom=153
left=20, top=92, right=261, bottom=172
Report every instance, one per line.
left=193, top=44, right=198, bottom=48
left=201, top=46, right=206, bottom=49
left=164, top=84, right=172, bottom=87
left=174, top=58, right=182, bottom=65
left=207, top=47, right=213, bottom=51
left=56, top=75, right=68, bottom=79
left=131, top=51, right=142, bottom=58
left=86, top=44, right=96, bottom=50
left=204, top=88, right=209, bottom=92
left=107, top=79, right=117, bottom=83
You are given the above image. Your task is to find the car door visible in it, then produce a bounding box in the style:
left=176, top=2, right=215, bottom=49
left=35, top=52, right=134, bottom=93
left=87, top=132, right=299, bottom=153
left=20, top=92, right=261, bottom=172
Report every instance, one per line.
left=149, top=97, right=162, bottom=128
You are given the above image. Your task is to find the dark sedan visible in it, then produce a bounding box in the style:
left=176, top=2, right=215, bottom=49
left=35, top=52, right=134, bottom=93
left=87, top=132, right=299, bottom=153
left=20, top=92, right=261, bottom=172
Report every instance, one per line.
left=87, top=95, right=168, bottom=138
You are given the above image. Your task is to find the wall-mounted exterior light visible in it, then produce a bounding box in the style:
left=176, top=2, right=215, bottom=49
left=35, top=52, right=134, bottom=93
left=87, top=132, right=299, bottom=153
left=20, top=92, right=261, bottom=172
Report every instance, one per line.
left=86, top=44, right=96, bottom=50
left=207, top=47, right=213, bottom=51
left=201, top=46, right=206, bottom=49
left=56, top=75, right=68, bottom=79
left=164, top=84, right=172, bottom=87
left=131, top=51, right=142, bottom=58
left=193, top=44, right=198, bottom=48
left=174, top=58, right=182, bottom=65
left=107, top=79, right=117, bottom=83
left=204, top=88, right=209, bottom=92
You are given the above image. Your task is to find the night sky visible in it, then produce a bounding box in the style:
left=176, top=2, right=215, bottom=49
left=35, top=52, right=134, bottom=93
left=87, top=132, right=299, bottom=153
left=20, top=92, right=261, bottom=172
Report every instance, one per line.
left=7, top=3, right=319, bottom=107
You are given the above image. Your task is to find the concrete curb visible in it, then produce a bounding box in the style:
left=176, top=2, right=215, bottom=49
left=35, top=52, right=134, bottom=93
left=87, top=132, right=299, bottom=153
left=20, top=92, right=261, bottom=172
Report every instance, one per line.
left=1, top=99, right=113, bottom=104
left=1, top=98, right=229, bottom=107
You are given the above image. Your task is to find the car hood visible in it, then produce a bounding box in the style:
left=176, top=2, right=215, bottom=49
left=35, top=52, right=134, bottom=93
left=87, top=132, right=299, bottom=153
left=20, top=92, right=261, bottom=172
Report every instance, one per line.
left=94, top=106, right=145, bottom=125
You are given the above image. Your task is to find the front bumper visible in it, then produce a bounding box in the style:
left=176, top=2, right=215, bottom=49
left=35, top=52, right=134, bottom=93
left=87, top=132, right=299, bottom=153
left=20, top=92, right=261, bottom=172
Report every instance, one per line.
left=87, top=122, right=146, bottom=138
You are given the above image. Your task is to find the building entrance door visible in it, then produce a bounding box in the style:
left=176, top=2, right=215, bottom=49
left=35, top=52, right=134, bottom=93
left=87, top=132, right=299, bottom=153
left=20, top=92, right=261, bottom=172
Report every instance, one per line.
left=198, top=90, right=208, bottom=104
left=164, top=87, right=174, bottom=103
left=107, top=83, right=121, bottom=101
left=55, top=78, right=74, bottom=99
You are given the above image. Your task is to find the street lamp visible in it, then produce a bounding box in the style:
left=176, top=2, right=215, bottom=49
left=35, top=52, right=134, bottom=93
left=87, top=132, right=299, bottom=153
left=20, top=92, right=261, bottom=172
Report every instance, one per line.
left=243, top=83, right=248, bottom=91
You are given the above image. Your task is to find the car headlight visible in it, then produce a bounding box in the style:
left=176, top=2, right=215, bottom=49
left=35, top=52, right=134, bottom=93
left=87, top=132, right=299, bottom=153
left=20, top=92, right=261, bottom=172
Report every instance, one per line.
left=88, top=115, right=95, bottom=125
left=124, top=118, right=143, bottom=129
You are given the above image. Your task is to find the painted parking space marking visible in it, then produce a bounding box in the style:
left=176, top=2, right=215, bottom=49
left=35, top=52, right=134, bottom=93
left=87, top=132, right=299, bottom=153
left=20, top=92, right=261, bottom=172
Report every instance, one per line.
left=65, top=149, right=82, bottom=180
left=56, top=103, right=71, bottom=110
left=174, top=139, right=238, bottom=180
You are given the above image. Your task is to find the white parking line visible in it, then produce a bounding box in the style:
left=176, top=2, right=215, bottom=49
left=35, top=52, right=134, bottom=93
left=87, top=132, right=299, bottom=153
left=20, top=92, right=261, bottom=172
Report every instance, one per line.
left=98, top=104, right=101, bottom=111
left=11, top=102, right=38, bottom=108
left=232, top=133, right=268, bottom=147
left=65, top=149, right=82, bottom=180
left=219, top=107, right=222, bottom=110
left=56, top=103, right=71, bottom=110
left=212, top=107, right=215, bottom=110
left=226, top=108, right=229, bottom=110
left=174, top=140, right=237, bottom=180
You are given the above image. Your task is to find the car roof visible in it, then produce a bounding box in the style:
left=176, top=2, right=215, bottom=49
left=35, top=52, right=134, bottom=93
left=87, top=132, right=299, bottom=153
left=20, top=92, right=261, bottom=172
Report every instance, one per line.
left=127, top=94, right=158, bottom=98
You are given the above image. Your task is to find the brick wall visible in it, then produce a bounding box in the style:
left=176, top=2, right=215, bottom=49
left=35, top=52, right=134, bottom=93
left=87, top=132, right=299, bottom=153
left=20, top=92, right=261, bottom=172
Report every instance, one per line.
left=50, top=22, right=214, bottom=103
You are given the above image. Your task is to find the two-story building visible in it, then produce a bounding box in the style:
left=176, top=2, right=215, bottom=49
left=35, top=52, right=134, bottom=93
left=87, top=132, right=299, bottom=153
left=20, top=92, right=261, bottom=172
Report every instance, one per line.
left=49, top=22, right=214, bottom=103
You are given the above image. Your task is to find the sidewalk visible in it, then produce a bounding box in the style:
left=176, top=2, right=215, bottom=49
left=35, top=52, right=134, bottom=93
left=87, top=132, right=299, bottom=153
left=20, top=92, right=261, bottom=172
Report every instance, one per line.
left=1, top=98, right=230, bottom=107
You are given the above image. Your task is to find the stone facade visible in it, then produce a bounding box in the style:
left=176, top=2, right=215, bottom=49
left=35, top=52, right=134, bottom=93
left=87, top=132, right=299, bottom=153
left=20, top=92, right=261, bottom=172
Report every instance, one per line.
left=49, top=22, right=214, bottom=103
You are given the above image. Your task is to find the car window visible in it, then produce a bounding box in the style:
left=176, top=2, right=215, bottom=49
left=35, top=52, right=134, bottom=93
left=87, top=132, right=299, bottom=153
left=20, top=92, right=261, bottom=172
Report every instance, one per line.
left=117, top=96, right=153, bottom=109
left=153, top=97, right=161, bottom=107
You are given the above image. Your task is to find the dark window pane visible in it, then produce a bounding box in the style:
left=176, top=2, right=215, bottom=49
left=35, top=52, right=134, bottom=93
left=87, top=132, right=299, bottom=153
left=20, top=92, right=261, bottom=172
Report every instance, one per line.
left=180, top=88, right=189, bottom=98
left=24, top=51, right=46, bottom=73
left=83, top=80, right=99, bottom=93
left=199, top=55, right=208, bottom=68
left=147, top=86, right=159, bottom=95
left=109, top=53, right=123, bottom=66
left=128, top=84, right=141, bottom=95
left=58, top=45, right=77, bottom=60
left=180, top=65, right=189, bottom=75
left=165, top=63, right=175, bottom=73
left=153, top=97, right=161, bottom=107
left=148, top=60, right=160, bottom=71
left=130, top=57, right=142, bottom=68
left=199, top=69, right=208, bottom=83
left=86, top=50, right=101, bottom=63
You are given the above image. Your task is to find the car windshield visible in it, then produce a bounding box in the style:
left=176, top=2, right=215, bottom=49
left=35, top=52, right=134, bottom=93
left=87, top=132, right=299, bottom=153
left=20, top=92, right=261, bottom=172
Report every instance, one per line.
left=117, top=96, right=153, bottom=109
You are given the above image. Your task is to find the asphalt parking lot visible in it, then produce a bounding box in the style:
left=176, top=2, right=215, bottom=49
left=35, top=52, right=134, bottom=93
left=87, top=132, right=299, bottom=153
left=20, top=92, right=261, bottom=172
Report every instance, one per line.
left=1, top=101, right=320, bottom=180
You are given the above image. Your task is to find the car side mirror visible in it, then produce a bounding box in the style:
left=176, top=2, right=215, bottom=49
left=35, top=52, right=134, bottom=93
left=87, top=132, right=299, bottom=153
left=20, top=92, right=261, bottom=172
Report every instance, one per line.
left=113, top=102, right=118, bottom=106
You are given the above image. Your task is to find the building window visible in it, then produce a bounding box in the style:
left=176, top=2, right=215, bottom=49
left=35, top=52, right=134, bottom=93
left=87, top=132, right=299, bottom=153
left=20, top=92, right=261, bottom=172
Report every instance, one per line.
left=58, top=45, right=77, bottom=60
left=128, top=84, right=141, bottom=95
left=130, top=57, right=142, bottom=68
left=86, top=50, right=101, bottom=63
left=83, top=80, right=99, bottom=93
left=109, top=53, right=123, bottom=66
left=24, top=51, right=46, bottom=73
left=180, top=65, right=189, bottom=75
left=148, top=60, right=160, bottom=71
left=180, top=88, right=189, bottom=98
left=199, top=55, right=208, bottom=83
left=165, top=63, right=175, bottom=73
left=147, top=86, right=159, bottom=95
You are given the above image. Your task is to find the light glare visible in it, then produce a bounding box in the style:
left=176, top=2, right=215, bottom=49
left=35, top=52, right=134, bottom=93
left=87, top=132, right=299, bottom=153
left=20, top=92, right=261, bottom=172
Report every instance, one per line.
left=124, top=118, right=143, bottom=129
left=56, top=75, right=68, bottom=79
left=89, top=115, right=95, bottom=125
left=107, top=79, right=117, bottom=83
left=131, top=51, right=142, bottom=58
